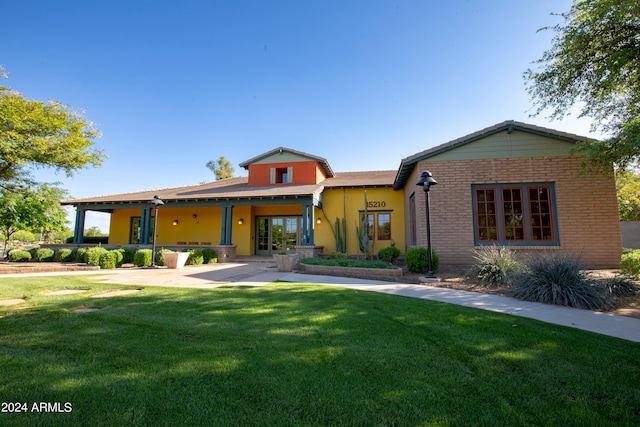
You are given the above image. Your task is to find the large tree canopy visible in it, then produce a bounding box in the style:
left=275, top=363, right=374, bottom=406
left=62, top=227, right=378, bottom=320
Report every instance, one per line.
left=0, top=74, right=105, bottom=187
left=0, top=183, right=69, bottom=256
left=525, top=0, right=640, bottom=170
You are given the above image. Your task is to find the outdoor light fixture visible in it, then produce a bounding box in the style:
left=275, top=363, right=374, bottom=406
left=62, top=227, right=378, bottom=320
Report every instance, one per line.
left=316, top=218, right=322, bottom=224
left=416, top=171, right=437, bottom=278
left=172, top=219, right=179, bottom=226
left=238, top=218, right=244, bottom=225
left=148, top=195, right=164, bottom=268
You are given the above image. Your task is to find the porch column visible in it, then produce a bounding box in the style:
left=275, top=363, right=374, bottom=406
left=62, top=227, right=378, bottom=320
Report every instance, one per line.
left=73, top=208, right=86, bottom=244
left=301, top=203, right=315, bottom=246
left=220, top=205, right=234, bottom=245
left=140, top=206, right=152, bottom=244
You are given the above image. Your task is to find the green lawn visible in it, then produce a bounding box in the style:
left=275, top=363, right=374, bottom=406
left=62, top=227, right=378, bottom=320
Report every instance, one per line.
left=0, top=275, right=638, bottom=426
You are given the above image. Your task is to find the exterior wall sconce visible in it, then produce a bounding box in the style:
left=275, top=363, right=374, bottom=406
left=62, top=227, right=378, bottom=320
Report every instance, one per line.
left=316, top=218, right=322, bottom=224
left=192, top=214, right=198, bottom=218
left=172, top=220, right=179, bottom=226
left=238, top=218, right=244, bottom=225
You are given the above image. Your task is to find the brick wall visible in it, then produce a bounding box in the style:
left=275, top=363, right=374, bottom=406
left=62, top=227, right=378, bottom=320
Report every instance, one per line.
left=408, top=156, right=622, bottom=268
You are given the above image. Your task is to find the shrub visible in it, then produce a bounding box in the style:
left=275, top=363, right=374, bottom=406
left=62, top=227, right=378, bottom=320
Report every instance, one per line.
left=327, top=252, right=348, bottom=260
left=184, top=249, right=204, bottom=266
left=99, top=251, right=117, bottom=269
left=55, top=248, right=75, bottom=262
left=86, top=247, right=108, bottom=266
left=76, top=247, right=89, bottom=263
left=510, top=252, right=609, bottom=310
left=378, top=246, right=401, bottom=264
left=202, top=248, right=217, bottom=264
left=468, top=246, right=523, bottom=286
left=134, top=249, right=153, bottom=267
left=33, top=248, right=55, bottom=262
left=405, top=247, right=439, bottom=274
left=119, top=247, right=135, bottom=264
left=620, top=249, right=640, bottom=278
left=111, top=249, right=124, bottom=267
left=8, top=249, right=31, bottom=262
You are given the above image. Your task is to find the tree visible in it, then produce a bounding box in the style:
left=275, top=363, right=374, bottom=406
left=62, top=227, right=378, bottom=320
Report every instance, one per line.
left=524, top=0, right=640, bottom=170
left=616, top=169, right=640, bottom=221
left=205, top=156, right=234, bottom=180
left=0, top=70, right=105, bottom=189
left=0, top=183, right=69, bottom=256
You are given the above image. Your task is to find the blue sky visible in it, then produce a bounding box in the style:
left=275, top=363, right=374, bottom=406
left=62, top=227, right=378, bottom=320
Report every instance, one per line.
left=4, top=0, right=595, bottom=231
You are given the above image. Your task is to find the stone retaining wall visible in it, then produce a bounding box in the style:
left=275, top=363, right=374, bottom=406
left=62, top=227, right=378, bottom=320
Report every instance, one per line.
left=299, top=263, right=403, bottom=282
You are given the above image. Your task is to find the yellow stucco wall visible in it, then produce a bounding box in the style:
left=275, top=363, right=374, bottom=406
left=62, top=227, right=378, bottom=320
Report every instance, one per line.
left=316, top=187, right=405, bottom=255
left=106, top=186, right=404, bottom=257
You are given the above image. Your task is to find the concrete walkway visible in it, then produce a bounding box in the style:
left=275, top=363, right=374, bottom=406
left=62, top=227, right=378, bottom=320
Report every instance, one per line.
left=1, top=262, right=639, bottom=343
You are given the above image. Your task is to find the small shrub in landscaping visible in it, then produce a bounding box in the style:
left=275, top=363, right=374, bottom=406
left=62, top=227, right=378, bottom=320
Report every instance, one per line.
left=76, top=247, right=89, bottom=263
left=620, top=249, right=640, bottom=278
left=183, top=249, right=204, bottom=266
left=120, top=247, right=135, bottom=264
left=55, top=248, right=75, bottom=262
left=99, top=251, right=117, bottom=269
left=202, top=248, right=217, bottom=264
left=86, top=247, right=109, bottom=266
left=510, top=252, right=609, bottom=310
left=378, top=246, right=401, bottom=264
left=111, top=249, right=125, bottom=267
left=327, top=252, right=348, bottom=260
left=405, top=247, right=439, bottom=274
left=134, top=249, right=153, bottom=267
left=8, top=249, right=31, bottom=262
left=33, top=248, right=55, bottom=262
left=468, top=245, right=523, bottom=286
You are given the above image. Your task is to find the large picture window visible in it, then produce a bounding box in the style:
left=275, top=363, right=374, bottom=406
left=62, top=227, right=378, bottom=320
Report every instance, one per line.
left=472, top=183, right=558, bottom=246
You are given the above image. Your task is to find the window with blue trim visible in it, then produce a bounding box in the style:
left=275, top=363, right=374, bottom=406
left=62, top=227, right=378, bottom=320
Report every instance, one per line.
left=472, top=183, right=558, bottom=246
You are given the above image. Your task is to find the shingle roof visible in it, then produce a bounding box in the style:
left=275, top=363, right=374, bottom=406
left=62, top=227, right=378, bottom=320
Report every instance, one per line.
left=393, top=120, right=596, bottom=190
left=323, top=171, right=396, bottom=188
left=62, top=171, right=397, bottom=206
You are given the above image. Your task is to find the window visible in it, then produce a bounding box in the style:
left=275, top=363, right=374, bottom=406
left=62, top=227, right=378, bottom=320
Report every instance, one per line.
left=270, top=166, right=293, bottom=184
left=472, top=183, right=558, bottom=245
left=360, top=211, right=392, bottom=241
left=378, top=213, right=391, bottom=240
left=409, top=193, right=417, bottom=246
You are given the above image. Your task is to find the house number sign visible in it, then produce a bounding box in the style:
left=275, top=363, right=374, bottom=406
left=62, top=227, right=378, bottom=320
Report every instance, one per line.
left=367, top=201, right=387, bottom=208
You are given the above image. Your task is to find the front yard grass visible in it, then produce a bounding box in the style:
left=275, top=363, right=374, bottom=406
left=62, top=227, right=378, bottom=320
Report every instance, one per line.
left=0, top=275, right=639, bottom=426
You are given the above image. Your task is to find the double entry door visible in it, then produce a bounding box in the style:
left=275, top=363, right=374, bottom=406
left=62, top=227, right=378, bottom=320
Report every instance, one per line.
left=256, top=217, right=301, bottom=255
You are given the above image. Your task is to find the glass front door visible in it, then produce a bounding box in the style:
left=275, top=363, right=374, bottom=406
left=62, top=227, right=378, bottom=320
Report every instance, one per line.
left=256, top=217, right=301, bottom=255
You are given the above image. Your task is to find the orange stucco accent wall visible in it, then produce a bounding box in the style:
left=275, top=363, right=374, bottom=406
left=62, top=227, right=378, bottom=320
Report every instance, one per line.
left=247, top=161, right=326, bottom=186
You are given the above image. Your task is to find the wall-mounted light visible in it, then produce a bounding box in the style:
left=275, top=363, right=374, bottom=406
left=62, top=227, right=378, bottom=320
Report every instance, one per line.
left=238, top=218, right=244, bottom=225
left=172, top=219, right=179, bottom=226
left=316, top=218, right=322, bottom=224
left=192, top=214, right=198, bottom=219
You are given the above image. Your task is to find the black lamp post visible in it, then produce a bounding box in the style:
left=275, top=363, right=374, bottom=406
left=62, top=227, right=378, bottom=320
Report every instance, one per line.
left=148, top=195, right=164, bottom=267
left=416, top=171, right=438, bottom=278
